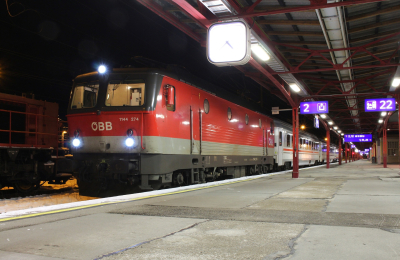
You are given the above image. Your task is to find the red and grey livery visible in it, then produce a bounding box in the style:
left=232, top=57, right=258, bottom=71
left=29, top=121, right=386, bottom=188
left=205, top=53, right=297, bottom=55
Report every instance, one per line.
left=67, top=68, right=276, bottom=195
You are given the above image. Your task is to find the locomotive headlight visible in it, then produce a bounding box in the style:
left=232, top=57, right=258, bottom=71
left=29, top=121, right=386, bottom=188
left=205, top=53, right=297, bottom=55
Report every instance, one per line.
left=125, top=129, right=135, bottom=147
left=125, top=137, right=134, bottom=147
left=98, top=65, right=107, bottom=74
left=72, top=138, right=81, bottom=147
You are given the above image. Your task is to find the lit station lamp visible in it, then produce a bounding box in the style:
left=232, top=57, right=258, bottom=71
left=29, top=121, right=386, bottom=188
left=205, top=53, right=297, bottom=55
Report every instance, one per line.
left=390, top=67, right=400, bottom=91
left=300, top=125, right=306, bottom=130
left=320, top=114, right=327, bottom=119
left=251, top=43, right=270, bottom=61
left=289, top=84, right=301, bottom=92
left=328, top=121, right=333, bottom=125
left=392, top=77, right=400, bottom=87
left=378, top=119, right=383, bottom=123
left=333, top=126, right=338, bottom=130
left=381, top=112, right=387, bottom=116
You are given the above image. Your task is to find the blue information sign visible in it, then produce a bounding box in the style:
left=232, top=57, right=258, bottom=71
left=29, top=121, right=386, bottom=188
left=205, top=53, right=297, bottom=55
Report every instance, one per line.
left=300, top=101, right=329, bottom=114
left=344, top=134, right=372, bottom=142
left=314, top=117, right=319, bottom=129
left=364, top=98, right=396, bottom=112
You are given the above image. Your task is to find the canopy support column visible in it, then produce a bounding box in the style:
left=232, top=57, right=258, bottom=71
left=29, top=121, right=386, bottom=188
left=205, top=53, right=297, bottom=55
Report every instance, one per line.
left=338, top=138, right=342, bottom=165
left=292, top=107, right=299, bottom=178
left=326, top=129, right=330, bottom=169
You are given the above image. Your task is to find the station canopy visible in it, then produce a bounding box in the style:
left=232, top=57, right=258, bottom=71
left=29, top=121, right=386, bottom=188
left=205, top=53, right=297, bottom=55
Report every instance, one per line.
left=137, top=0, right=400, bottom=150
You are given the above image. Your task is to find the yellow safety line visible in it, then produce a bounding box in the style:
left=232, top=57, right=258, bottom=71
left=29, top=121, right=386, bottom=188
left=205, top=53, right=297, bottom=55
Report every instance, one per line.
left=0, top=176, right=264, bottom=222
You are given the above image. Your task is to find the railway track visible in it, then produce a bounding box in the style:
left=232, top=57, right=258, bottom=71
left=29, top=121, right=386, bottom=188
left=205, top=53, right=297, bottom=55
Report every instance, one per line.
left=0, top=178, right=96, bottom=214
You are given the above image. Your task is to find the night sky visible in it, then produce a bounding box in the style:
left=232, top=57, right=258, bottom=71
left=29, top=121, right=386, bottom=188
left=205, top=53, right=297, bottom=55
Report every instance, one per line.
left=1, top=0, right=329, bottom=139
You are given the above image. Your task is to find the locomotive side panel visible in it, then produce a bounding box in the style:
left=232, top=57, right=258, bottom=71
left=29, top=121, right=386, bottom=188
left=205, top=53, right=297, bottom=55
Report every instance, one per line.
left=142, top=76, right=192, bottom=154
left=200, top=91, right=265, bottom=156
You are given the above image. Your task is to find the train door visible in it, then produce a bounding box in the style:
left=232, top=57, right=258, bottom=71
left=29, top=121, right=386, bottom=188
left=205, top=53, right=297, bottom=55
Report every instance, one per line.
left=277, top=130, right=283, bottom=166
left=191, top=93, right=201, bottom=154
left=263, top=129, right=267, bottom=156
left=318, top=143, right=322, bottom=162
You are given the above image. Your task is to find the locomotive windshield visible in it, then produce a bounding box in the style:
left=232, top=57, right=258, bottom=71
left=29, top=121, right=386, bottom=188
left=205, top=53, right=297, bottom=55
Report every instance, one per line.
left=70, top=83, right=99, bottom=109
left=105, top=79, right=145, bottom=107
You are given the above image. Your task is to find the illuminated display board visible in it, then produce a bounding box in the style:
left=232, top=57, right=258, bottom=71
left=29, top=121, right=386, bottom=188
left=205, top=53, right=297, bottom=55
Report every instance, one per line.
left=300, top=101, right=329, bottom=114
left=345, top=134, right=372, bottom=142
left=314, top=117, right=319, bottom=128
left=364, top=98, right=396, bottom=112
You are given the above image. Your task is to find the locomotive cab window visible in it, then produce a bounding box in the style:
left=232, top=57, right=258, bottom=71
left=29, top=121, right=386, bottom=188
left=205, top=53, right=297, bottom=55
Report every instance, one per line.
left=245, top=114, right=249, bottom=125
left=227, top=107, right=232, bottom=120
left=286, top=134, right=291, bottom=147
left=71, top=83, right=99, bottom=109
left=105, top=79, right=145, bottom=107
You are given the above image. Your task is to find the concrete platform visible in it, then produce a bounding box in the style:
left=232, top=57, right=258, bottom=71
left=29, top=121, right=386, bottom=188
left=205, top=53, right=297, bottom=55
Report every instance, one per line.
left=1, top=160, right=400, bottom=259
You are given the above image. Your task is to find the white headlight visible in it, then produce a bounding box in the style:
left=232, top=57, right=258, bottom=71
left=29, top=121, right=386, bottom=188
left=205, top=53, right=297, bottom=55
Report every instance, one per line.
left=98, top=65, right=106, bottom=74
left=72, top=138, right=81, bottom=147
left=125, top=137, right=134, bottom=147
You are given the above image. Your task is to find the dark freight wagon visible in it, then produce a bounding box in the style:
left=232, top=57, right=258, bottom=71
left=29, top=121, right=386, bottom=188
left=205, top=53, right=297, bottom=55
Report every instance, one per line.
left=0, top=93, right=73, bottom=192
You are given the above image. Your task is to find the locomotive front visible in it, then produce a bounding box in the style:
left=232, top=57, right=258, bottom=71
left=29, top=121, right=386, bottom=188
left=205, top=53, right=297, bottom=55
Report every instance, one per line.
left=67, top=68, right=162, bottom=195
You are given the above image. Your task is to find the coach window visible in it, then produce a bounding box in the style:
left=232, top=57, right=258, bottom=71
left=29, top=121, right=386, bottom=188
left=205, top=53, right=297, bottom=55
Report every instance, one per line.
left=204, top=99, right=209, bottom=114
left=286, top=134, right=291, bottom=147
left=245, top=114, right=249, bottom=125
left=279, top=131, right=282, bottom=146
left=259, top=119, right=262, bottom=128
left=270, top=121, right=274, bottom=134
left=227, top=107, right=232, bottom=120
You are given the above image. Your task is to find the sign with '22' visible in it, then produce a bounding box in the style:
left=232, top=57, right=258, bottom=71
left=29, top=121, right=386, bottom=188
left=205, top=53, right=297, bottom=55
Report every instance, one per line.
left=300, top=101, right=329, bottom=114
left=364, top=98, right=396, bottom=112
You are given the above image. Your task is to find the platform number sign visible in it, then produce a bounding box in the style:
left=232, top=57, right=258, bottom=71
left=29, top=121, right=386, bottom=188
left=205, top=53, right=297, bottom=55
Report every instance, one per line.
left=364, top=98, right=396, bottom=112
left=300, top=101, right=329, bottom=114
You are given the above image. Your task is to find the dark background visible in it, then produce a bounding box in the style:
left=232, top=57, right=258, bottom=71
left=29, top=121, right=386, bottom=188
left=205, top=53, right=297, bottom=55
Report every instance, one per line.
left=1, top=0, right=329, bottom=139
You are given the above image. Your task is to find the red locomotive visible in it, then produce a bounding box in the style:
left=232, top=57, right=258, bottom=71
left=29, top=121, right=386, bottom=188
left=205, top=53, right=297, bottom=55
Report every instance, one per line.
left=67, top=67, right=276, bottom=195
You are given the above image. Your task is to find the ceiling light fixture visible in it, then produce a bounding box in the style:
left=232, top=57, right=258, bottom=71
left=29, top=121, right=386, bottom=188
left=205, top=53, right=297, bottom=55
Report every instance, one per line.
left=391, top=77, right=400, bottom=87
left=289, top=84, right=301, bottom=92
left=251, top=43, right=270, bottom=61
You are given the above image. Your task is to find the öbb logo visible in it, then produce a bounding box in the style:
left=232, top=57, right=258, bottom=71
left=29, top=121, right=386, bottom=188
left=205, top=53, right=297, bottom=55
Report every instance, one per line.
left=91, top=122, right=112, bottom=131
